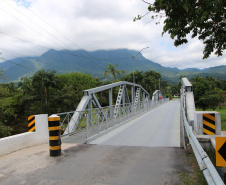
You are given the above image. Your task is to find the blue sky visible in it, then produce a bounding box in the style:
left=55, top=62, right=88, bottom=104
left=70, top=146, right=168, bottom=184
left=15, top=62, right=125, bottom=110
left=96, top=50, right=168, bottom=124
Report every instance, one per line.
left=13, top=0, right=30, bottom=8
left=0, top=0, right=225, bottom=69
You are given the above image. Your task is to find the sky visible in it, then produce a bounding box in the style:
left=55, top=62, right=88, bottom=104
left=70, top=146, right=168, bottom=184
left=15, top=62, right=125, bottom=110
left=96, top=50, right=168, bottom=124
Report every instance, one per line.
left=0, top=0, right=225, bottom=69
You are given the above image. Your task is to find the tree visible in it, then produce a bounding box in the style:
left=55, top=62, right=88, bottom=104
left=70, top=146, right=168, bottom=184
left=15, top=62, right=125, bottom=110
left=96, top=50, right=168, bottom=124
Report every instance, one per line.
left=0, top=53, right=6, bottom=81
left=103, top=63, right=125, bottom=81
left=191, top=76, right=225, bottom=110
left=0, top=122, right=14, bottom=138
left=57, top=72, right=99, bottom=112
left=32, top=69, right=58, bottom=106
left=137, top=0, right=226, bottom=59
left=198, top=89, right=225, bottom=110
left=121, top=70, right=164, bottom=94
left=0, top=69, right=3, bottom=79
left=0, top=83, right=23, bottom=138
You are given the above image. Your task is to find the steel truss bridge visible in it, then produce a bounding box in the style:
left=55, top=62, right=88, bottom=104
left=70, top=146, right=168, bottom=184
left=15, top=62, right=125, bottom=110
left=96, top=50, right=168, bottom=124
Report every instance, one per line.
left=57, top=81, right=165, bottom=143
left=0, top=79, right=224, bottom=185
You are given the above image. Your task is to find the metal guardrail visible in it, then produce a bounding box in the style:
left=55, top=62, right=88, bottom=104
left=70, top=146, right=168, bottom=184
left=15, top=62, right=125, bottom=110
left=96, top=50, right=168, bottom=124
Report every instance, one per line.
left=181, top=101, right=224, bottom=185
left=57, top=98, right=169, bottom=143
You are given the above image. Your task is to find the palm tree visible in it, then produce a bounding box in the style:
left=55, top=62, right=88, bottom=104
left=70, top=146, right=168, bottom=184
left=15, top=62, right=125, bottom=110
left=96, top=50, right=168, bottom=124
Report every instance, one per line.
left=32, top=69, right=58, bottom=105
left=103, top=63, right=125, bottom=81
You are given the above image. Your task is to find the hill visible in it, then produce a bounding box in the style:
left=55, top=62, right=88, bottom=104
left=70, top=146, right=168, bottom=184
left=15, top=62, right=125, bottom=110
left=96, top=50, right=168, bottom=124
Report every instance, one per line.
left=0, top=49, right=226, bottom=84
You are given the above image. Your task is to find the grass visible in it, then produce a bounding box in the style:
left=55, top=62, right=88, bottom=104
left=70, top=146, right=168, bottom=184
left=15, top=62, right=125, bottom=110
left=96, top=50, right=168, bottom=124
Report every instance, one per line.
left=196, top=106, right=226, bottom=131
left=180, top=145, right=207, bottom=185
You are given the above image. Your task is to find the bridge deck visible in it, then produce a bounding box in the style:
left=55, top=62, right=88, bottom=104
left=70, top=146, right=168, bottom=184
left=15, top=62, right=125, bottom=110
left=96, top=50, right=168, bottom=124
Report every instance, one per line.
left=0, top=100, right=192, bottom=185
left=91, top=100, right=181, bottom=147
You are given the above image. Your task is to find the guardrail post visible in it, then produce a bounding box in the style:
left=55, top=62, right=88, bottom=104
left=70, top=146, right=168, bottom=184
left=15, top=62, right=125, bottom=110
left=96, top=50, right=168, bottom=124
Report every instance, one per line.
left=48, top=115, right=61, bottom=157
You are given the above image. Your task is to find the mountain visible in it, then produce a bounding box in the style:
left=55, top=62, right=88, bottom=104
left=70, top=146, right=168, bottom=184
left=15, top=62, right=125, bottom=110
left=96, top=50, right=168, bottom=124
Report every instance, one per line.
left=0, top=49, right=226, bottom=84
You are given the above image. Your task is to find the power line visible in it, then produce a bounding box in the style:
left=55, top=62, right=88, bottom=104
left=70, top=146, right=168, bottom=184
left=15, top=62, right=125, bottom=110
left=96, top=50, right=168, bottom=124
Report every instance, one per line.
left=3, top=0, right=119, bottom=63
left=0, top=46, right=74, bottom=73
left=18, top=0, right=103, bottom=60
left=0, top=31, right=130, bottom=61
left=1, top=0, right=104, bottom=67
left=0, top=6, right=73, bottom=53
left=2, top=0, right=132, bottom=61
left=2, top=0, right=87, bottom=59
left=1, top=56, right=35, bottom=72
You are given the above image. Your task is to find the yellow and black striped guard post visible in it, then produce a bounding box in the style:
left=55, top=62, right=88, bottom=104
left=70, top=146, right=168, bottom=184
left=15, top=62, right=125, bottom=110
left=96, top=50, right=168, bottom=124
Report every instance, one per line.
left=28, top=115, right=35, bottom=132
left=203, top=113, right=215, bottom=135
left=48, top=115, right=61, bottom=157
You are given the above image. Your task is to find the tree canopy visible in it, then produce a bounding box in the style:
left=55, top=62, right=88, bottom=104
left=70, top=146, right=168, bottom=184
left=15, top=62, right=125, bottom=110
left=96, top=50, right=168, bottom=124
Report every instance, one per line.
left=191, top=76, right=225, bottom=110
left=103, top=63, right=125, bottom=80
left=137, top=0, right=226, bottom=59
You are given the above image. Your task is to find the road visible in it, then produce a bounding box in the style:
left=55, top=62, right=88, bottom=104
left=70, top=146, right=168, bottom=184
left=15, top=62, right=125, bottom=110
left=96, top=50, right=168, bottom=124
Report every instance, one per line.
left=91, top=100, right=181, bottom=147
left=0, top=100, right=192, bottom=185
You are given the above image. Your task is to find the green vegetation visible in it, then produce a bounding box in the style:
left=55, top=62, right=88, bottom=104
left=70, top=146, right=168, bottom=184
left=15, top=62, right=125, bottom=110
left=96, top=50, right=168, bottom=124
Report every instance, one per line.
left=121, top=70, right=177, bottom=95
left=197, top=106, right=226, bottom=131
left=193, top=76, right=226, bottom=129
left=1, top=65, right=225, bottom=138
left=0, top=67, right=178, bottom=138
left=0, top=70, right=99, bottom=138
left=191, top=76, right=226, bottom=110
left=180, top=147, right=207, bottom=185
left=1, top=49, right=226, bottom=85
left=103, top=63, right=125, bottom=80
left=137, top=0, right=225, bottom=59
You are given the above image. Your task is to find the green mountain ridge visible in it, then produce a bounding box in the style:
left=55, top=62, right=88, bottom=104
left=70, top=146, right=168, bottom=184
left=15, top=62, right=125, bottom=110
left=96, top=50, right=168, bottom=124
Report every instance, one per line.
left=0, top=49, right=226, bottom=84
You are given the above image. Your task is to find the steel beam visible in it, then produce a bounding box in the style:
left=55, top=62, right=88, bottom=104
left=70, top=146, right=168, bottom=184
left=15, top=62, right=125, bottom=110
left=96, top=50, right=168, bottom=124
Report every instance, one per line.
left=64, top=95, right=91, bottom=135
left=109, top=88, right=113, bottom=119
left=84, top=81, right=149, bottom=96
left=92, top=94, right=106, bottom=121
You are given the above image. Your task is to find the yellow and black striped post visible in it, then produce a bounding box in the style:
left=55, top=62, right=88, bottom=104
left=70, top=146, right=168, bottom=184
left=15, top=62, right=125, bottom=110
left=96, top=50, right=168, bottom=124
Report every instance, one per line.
left=48, top=115, right=61, bottom=157
left=203, top=113, right=215, bottom=135
left=28, top=115, right=35, bottom=132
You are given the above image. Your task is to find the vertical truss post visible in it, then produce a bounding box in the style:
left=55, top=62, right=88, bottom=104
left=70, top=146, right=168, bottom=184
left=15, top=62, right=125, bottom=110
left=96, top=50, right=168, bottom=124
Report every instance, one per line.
left=86, top=99, right=92, bottom=140
left=114, top=84, right=125, bottom=118
left=123, top=85, right=125, bottom=116
left=142, top=92, right=146, bottom=108
left=138, top=88, right=141, bottom=110
left=109, top=88, right=113, bottom=119
left=131, top=86, right=134, bottom=112
left=134, top=87, right=140, bottom=110
left=97, top=109, right=100, bottom=134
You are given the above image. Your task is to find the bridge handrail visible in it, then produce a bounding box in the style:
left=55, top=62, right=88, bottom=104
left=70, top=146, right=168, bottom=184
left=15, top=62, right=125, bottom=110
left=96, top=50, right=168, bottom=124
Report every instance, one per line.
left=181, top=101, right=224, bottom=185
left=58, top=98, right=169, bottom=140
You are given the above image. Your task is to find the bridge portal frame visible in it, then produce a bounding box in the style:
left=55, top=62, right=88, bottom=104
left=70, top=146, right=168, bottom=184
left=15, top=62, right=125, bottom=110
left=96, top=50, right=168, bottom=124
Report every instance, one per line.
left=64, top=81, right=150, bottom=135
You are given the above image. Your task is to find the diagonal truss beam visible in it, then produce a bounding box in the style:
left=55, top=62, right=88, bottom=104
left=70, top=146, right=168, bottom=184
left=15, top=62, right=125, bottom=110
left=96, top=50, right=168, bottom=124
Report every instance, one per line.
left=92, top=94, right=106, bottom=121
left=64, top=81, right=150, bottom=135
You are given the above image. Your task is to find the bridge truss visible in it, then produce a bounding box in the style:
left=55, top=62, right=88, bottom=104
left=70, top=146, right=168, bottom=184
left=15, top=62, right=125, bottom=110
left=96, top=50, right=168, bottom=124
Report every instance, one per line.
left=57, top=81, right=167, bottom=142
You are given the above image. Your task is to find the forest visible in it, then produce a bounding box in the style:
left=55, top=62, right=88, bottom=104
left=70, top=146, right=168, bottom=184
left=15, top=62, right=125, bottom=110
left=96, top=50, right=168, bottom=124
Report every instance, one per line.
left=0, top=68, right=225, bottom=138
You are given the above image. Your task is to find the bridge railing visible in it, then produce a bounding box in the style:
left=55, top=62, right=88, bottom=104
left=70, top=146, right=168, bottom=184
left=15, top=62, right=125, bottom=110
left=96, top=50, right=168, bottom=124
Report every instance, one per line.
left=181, top=77, right=224, bottom=185
left=57, top=98, right=169, bottom=143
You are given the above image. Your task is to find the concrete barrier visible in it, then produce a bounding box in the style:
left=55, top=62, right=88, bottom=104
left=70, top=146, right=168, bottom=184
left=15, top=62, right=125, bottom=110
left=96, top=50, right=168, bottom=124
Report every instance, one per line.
left=0, top=114, right=49, bottom=156
left=194, top=111, right=221, bottom=135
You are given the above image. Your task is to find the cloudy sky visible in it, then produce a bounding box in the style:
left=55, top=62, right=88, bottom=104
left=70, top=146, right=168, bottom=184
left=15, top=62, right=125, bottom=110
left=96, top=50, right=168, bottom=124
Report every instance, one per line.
left=0, top=0, right=225, bottom=69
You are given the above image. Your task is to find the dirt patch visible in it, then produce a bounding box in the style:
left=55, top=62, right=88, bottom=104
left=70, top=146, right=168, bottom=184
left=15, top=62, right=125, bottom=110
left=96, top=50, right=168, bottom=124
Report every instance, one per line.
left=0, top=143, right=78, bottom=178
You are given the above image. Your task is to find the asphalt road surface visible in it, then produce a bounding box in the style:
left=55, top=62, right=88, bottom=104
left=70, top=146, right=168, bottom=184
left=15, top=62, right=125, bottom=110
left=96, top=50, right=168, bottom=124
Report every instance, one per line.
left=0, top=100, right=192, bottom=185
left=0, top=144, right=192, bottom=185
left=91, top=100, right=181, bottom=147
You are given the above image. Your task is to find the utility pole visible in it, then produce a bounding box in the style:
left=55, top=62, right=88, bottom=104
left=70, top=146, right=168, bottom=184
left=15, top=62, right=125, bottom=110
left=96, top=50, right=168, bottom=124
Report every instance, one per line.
left=132, top=47, right=149, bottom=102
left=159, top=79, right=160, bottom=90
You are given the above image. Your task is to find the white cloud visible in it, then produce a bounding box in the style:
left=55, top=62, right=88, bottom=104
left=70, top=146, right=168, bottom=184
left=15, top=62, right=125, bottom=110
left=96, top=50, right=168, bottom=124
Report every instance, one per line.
left=0, top=0, right=225, bottom=70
